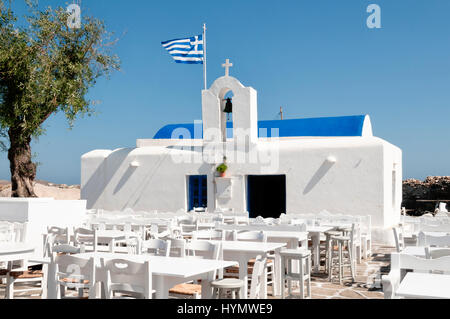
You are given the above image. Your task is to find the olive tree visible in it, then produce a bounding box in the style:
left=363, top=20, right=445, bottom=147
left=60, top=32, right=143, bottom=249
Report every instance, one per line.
left=0, top=1, right=119, bottom=197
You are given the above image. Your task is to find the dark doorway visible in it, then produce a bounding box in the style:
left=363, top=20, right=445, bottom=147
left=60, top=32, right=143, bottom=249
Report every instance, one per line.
left=247, top=175, right=286, bottom=218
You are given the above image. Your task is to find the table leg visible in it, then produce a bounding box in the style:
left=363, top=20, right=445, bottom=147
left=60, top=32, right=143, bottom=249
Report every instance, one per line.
left=154, top=275, right=168, bottom=299
left=94, top=281, right=106, bottom=299
left=47, top=262, right=57, bottom=299
left=312, top=232, right=320, bottom=273
left=290, top=239, right=300, bottom=274
left=260, top=256, right=268, bottom=299
left=109, top=238, right=115, bottom=253
left=238, top=256, right=248, bottom=299
left=41, top=263, right=48, bottom=299
left=273, top=248, right=282, bottom=296
left=201, top=272, right=214, bottom=299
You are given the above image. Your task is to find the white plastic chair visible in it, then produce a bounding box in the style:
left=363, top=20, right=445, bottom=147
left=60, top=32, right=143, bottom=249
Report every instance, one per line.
left=418, top=232, right=450, bottom=247
left=101, top=258, right=154, bottom=299
left=192, top=229, right=225, bottom=241
left=0, top=222, right=13, bottom=243
left=141, top=239, right=171, bottom=256
left=169, top=238, right=186, bottom=257
left=73, top=227, right=98, bottom=252
left=169, top=241, right=222, bottom=299
left=211, top=255, right=266, bottom=299
left=229, top=231, right=274, bottom=295
left=185, top=241, right=222, bottom=260
left=53, top=253, right=95, bottom=299
left=233, top=230, right=267, bottom=242
left=425, top=247, right=450, bottom=274
left=4, top=257, right=47, bottom=299
left=382, top=253, right=450, bottom=299
left=393, top=225, right=405, bottom=253
left=47, top=226, right=69, bottom=245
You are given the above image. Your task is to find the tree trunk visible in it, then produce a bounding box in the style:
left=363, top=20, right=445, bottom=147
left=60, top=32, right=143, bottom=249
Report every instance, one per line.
left=8, top=128, right=37, bottom=198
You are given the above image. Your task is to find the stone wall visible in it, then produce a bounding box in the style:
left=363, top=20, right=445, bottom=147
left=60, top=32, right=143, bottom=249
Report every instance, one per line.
left=403, top=176, right=450, bottom=215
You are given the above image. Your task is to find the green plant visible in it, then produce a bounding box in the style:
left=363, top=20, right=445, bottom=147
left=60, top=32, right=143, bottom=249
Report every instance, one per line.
left=216, top=163, right=228, bottom=174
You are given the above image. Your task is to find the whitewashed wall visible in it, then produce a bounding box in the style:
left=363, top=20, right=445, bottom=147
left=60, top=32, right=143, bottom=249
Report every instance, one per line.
left=0, top=198, right=87, bottom=256
left=81, top=136, right=401, bottom=243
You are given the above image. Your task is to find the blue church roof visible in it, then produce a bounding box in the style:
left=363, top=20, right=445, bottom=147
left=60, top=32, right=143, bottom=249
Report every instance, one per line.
left=153, top=115, right=368, bottom=139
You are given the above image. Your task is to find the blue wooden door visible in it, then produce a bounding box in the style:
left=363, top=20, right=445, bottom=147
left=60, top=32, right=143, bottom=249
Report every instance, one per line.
left=189, top=175, right=207, bottom=211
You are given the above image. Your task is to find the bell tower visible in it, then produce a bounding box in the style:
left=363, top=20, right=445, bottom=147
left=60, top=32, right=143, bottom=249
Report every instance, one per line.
left=201, top=59, right=258, bottom=154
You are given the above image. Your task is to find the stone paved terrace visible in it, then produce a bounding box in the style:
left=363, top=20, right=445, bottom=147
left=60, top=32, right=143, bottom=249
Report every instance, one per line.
left=0, top=244, right=394, bottom=299
left=274, top=244, right=393, bottom=299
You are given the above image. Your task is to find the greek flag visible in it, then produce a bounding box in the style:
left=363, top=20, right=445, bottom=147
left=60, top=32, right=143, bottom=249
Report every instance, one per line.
left=161, top=34, right=204, bottom=64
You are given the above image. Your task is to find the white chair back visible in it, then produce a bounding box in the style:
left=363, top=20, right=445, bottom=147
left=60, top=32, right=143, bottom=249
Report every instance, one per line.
left=0, top=222, right=14, bottom=243
left=391, top=252, right=450, bottom=273
left=192, top=229, right=225, bottom=241
left=101, top=258, right=152, bottom=299
left=418, top=232, right=450, bottom=247
left=233, top=231, right=267, bottom=243
left=425, top=247, right=450, bottom=259
left=186, top=241, right=222, bottom=260
left=47, top=226, right=69, bottom=244
left=420, top=224, right=450, bottom=232
left=141, top=239, right=171, bottom=256
left=45, top=233, right=85, bottom=256
left=382, top=253, right=450, bottom=299
left=53, top=255, right=96, bottom=298
left=74, top=227, right=98, bottom=251
left=392, top=225, right=405, bottom=253
left=12, top=222, right=27, bottom=243
left=169, top=238, right=186, bottom=257
left=249, top=255, right=266, bottom=299
left=217, top=224, right=306, bottom=233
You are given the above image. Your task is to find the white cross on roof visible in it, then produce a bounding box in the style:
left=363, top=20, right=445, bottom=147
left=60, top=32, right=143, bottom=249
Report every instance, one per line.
left=222, top=59, right=233, bottom=77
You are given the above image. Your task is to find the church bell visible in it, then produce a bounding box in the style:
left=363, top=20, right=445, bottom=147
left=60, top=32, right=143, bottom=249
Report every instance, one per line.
left=223, top=98, right=233, bottom=114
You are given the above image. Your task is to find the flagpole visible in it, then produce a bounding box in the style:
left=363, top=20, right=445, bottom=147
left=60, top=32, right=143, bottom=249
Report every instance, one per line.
left=203, top=23, right=207, bottom=90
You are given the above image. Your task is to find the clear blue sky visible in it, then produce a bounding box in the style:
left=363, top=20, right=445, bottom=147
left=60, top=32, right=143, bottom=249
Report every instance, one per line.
left=1, top=0, right=449, bottom=185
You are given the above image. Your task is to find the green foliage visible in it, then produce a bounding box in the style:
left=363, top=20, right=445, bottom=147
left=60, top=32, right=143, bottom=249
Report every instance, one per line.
left=0, top=0, right=120, bottom=145
left=216, top=163, right=228, bottom=173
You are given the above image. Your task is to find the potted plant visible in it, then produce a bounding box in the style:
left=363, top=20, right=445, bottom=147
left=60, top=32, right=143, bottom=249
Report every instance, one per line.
left=216, top=163, right=228, bottom=178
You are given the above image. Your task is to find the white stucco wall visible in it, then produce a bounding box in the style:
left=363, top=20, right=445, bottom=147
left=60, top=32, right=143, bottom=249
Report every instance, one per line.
left=0, top=198, right=87, bottom=257
left=81, top=136, right=401, bottom=243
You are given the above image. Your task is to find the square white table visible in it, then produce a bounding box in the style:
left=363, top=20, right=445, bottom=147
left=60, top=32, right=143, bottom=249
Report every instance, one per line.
left=262, top=230, right=308, bottom=294
left=72, top=230, right=140, bottom=253
left=400, top=246, right=441, bottom=258
left=204, top=240, right=286, bottom=299
left=0, top=243, right=36, bottom=262
left=47, top=252, right=237, bottom=299
left=96, top=230, right=139, bottom=252
left=306, top=226, right=334, bottom=272
left=396, top=273, right=450, bottom=299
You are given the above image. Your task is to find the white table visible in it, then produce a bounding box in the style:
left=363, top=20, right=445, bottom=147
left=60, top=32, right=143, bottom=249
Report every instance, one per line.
left=396, top=273, right=450, bottom=299
left=0, top=243, right=35, bottom=262
left=48, top=252, right=237, bottom=299
left=72, top=230, right=140, bottom=253
left=264, top=231, right=308, bottom=247
left=263, top=230, right=308, bottom=292
left=197, top=222, right=216, bottom=230
left=307, top=226, right=334, bottom=272
left=204, top=240, right=286, bottom=299
left=96, top=230, right=139, bottom=252
left=400, top=246, right=443, bottom=258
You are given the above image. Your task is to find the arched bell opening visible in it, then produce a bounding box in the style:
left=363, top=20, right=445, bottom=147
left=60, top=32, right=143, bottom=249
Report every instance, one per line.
left=218, top=88, right=234, bottom=142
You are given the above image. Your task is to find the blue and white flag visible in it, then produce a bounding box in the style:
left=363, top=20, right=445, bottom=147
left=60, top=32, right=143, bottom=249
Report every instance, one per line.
left=161, top=34, right=204, bottom=64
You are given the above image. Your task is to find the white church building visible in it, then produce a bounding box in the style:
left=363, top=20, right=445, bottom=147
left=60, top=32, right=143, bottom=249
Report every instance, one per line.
left=81, top=61, right=402, bottom=243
